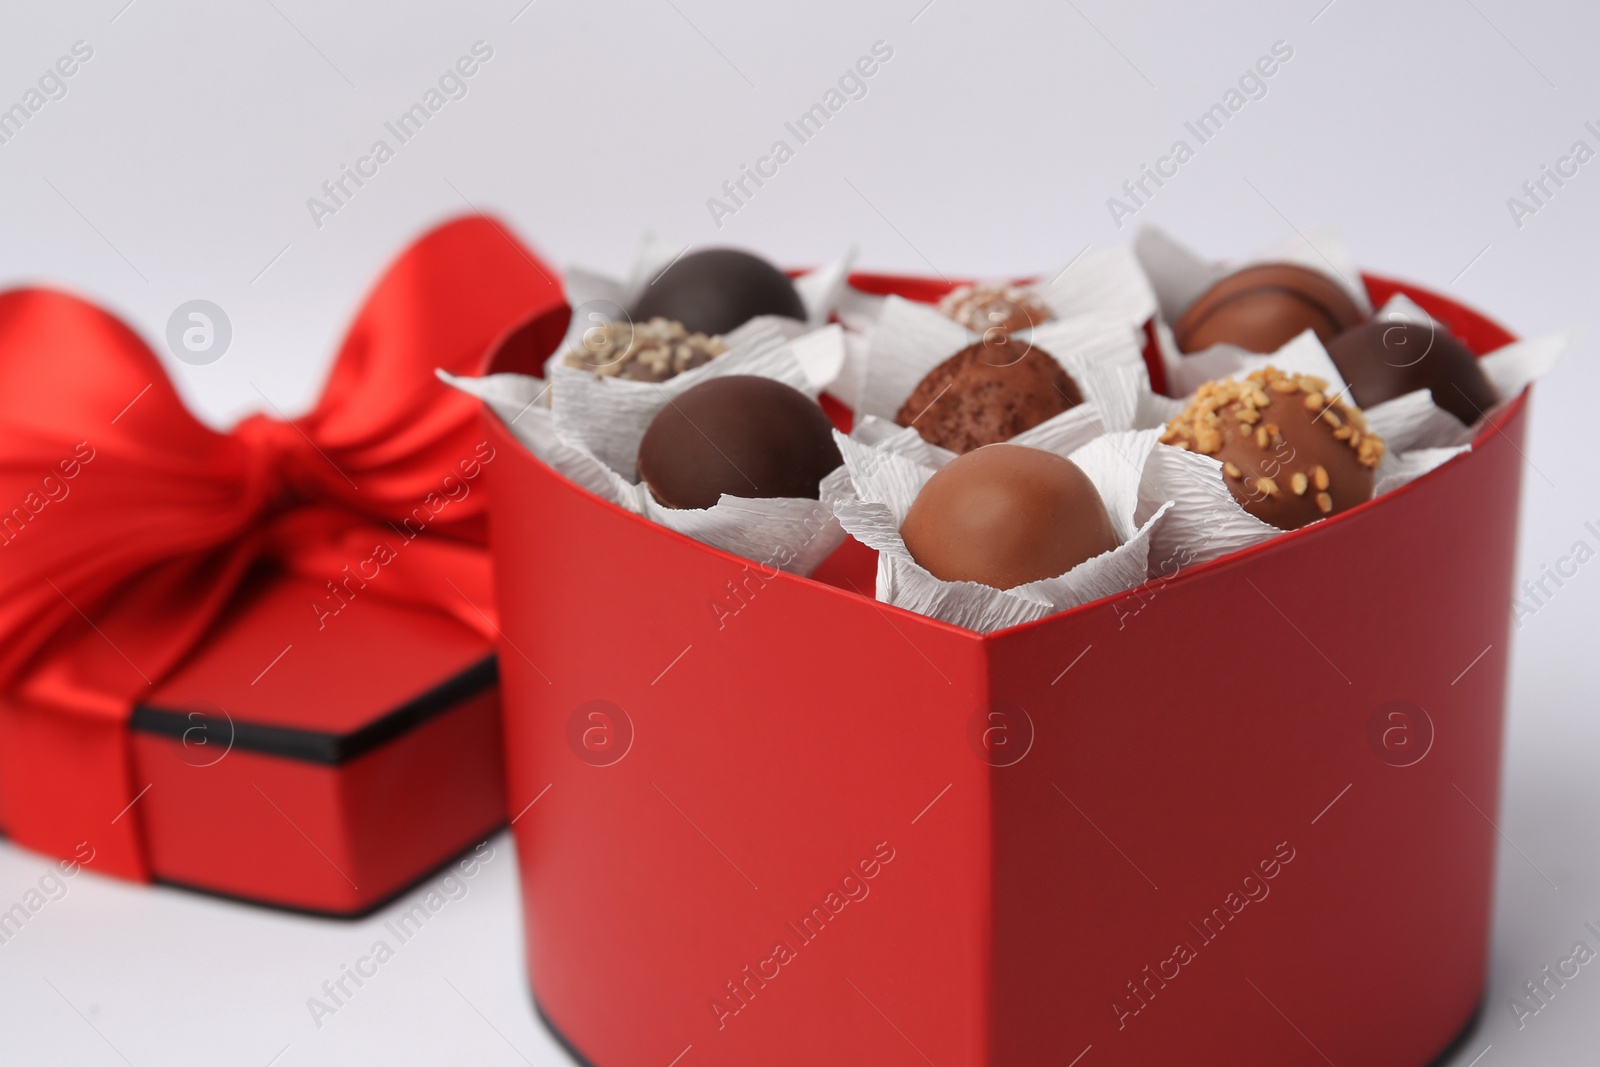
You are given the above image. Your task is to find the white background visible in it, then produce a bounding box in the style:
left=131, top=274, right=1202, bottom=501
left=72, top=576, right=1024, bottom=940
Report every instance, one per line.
left=2, top=0, right=1598, bottom=1063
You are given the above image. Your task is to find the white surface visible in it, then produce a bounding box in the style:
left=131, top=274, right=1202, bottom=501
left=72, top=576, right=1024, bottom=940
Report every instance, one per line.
left=2, top=0, right=1599, bottom=1063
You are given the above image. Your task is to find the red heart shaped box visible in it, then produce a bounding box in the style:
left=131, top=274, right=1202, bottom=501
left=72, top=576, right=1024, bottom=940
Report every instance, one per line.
left=480, top=273, right=1523, bottom=1067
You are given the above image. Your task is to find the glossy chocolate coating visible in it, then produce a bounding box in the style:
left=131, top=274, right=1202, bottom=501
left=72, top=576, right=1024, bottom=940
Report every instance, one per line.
left=631, top=249, right=805, bottom=336
left=1327, top=320, right=1496, bottom=425
left=1174, top=263, right=1366, bottom=354
left=900, top=444, right=1118, bottom=590
left=1161, top=367, right=1384, bottom=531
left=637, top=375, right=841, bottom=510
left=895, top=337, right=1083, bottom=454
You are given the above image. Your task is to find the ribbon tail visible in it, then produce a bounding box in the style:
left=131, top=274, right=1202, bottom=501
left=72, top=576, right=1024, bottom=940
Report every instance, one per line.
left=0, top=696, right=148, bottom=881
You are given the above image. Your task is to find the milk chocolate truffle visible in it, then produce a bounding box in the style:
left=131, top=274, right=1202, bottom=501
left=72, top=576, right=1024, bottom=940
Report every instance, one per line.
left=900, top=444, right=1118, bottom=590
left=563, top=317, right=727, bottom=382
left=1161, top=366, right=1385, bottom=531
left=1327, top=320, right=1496, bottom=425
left=895, top=337, right=1083, bottom=454
left=630, top=249, right=805, bottom=336
left=938, top=284, right=1054, bottom=335
left=637, top=375, right=841, bottom=510
left=1174, top=263, right=1366, bottom=354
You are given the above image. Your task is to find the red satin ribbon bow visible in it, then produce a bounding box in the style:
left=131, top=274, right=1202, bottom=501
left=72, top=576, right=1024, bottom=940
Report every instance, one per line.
left=0, top=215, right=560, bottom=879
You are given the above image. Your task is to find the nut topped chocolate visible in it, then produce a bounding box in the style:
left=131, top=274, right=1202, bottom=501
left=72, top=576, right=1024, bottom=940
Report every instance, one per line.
left=631, top=249, right=805, bottom=337
left=1161, top=366, right=1385, bottom=530
left=563, top=317, right=727, bottom=382
left=637, top=375, right=841, bottom=510
left=938, top=284, right=1054, bottom=335
left=1327, top=320, right=1496, bottom=426
left=1174, top=263, right=1366, bottom=355
left=895, top=336, right=1083, bottom=455
left=900, top=444, right=1117, bottom=589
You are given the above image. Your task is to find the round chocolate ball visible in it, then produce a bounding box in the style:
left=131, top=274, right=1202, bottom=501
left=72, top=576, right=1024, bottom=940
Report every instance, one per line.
left=630, top=249, right=805, bottom=336
left=894, top=336, right=1083, bottom=455
left=1160, top=367, right=1385, bottom=530
left=637, top=375, right=841, bottom=510
left=900, top=444, right=1118, bottom=590
left=1174, top=263, right=1366, bottom=355
left=1327, top=320, right=1496, bottom=426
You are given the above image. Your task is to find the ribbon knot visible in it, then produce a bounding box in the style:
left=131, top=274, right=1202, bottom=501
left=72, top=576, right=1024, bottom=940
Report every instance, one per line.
left=233, top=411, right=341, bottom=517
left=0, top=215, right=561, bottom=880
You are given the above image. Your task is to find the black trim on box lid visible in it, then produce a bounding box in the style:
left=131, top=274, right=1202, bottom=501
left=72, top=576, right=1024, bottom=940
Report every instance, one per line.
left=130, top=655, right=498, bottom=765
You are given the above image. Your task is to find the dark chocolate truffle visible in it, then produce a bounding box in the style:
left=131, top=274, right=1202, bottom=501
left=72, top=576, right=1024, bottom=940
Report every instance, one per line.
left=1160, top=366, right=1385, bottom=530
left=631, top=249, right=805, bottom=336
left=1174, top=263, right=1366, bottom=355
left=895, top=336, right=1083, bottom=455
left=563, top=317, right=727, bottom=382
left=1327, top=320, right=1496, bottom=425
left=637, top=375, right=841, bottom=510
left=938, top=284, right=1054, bottom=335
left=900, top=444, right=1118, bottom=589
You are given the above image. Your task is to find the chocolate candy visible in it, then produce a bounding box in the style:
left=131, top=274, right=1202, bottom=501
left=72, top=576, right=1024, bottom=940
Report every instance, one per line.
left=1174, top=263, right=1365, bottom=354
left=637, top=375, right=841, bottom=510
left=900, top=444, right=1117, bottom=589
left=1161, top=366, right=1385, bottom=530
left=563, top=317, right=726, bottom=382
left=630, top=249, right=805, bottom=336
left=938, top=284, right=1054, bottom=335
left=895, top=336, right=1083, bottom=454
left=1327, top=320, right=1496, bottom=425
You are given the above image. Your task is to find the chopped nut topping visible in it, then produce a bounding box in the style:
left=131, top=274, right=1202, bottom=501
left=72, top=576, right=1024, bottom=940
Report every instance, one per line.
left=1313, top=465, right=1330, bottom=490
left=1223, top=462, right=1243, bottom=479
left=1316, top=492, right=1334, bottom=514
left=1291, top=472, right=1308, bottom=495
left=563, top=317, right=727, bottom=382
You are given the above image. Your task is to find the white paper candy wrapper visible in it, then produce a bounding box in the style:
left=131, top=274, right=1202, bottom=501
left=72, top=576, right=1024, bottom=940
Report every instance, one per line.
left=1134, top=225, right=1371, bottom=389
left=1134, top=330, right=1427, bottom=569
left=850, top=293, right=1152, bottom=454
left=559, top=233, right=856, bottom=389
left=1124, top=226, right=1566, bottom=570
left=1355, top=293, right=1566, bottom=453
left=832, top=424, right=1172, bottom=634
left=1134, top=318, right=1564, bottom=569
left=440, top=324, right=851, bottom=577
left=832, top=245, right=1158, bottom=412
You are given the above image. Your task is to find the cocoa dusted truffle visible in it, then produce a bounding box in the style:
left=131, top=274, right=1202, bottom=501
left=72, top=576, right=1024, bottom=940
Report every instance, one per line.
left=1327, top=320, right=1496, bottom=426
left=900, top=444, right=1117, bottom=590
left=1174, top=263, right=1366, bottom=354
left=637, top=375, right=841, bottom=510
left=938, top=284, right=1054, bottom=336
left=895, top=336, right=1083, bottom=455
left=1161, top=367, right=1385, bottom=530
left=630, top=249, right=805, bottom=336
left=562, top=317, right=727, bottom=382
